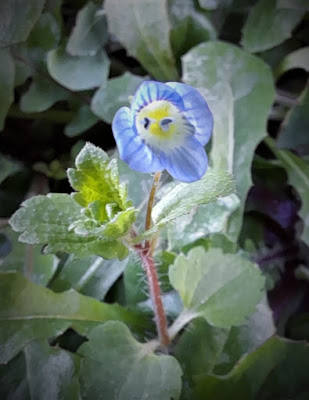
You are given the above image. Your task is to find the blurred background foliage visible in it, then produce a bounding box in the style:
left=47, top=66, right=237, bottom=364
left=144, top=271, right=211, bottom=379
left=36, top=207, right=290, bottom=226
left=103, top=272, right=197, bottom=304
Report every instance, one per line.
left=0, top=0, right=309, bottom=399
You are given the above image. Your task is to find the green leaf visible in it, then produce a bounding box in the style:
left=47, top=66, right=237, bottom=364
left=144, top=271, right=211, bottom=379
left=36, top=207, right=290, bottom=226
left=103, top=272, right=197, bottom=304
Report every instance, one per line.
left=20, top=74, right=69, bottom=112
left=50, top=254, right=129, bottom=300
left=242, top=0, right=305, bottom=53
left=169, top=247, right=265, bottom=327
left=26, top=11, right=60, bottom=51
left=0, top=341, right=80, bottom=400
left=9, top=193, right=129, bottom=260
left=275, top=46, right=309, bottom=78
left=193, top=336, right=309, bottom=400
left=167, top=194, right=240, bottom=251
left=0, top=227, right=57, bottom=287
left=266, top=137, right=309, bottom=246
left=68, top=142, right=136, bottom=239
left=105, top=0, right=179, bottom=81
left=277, top=88, right=309, bottom=151
left=0, top=49, right=15, bottom=131
left=277, top=0, right=309, bottom=11
left=0, top=272, right=147, bottom=364
left=65, top=105, right=99, bottom=137
left=67, top=1, right=107, bottom=56
left=134, top=169, right=235, bottom=242
left=78, top=321, right=182, bottom=400
left=91, top=72, right=146, bottom=124
left=182, top=41, right=275, bottom=240
left=0, top=0, right=45, bottom=48
left=168, top=0, right=217, bottom=58
left=47, top=45, right=110, bottom=91
left=0, top=154, right=20, bottom=184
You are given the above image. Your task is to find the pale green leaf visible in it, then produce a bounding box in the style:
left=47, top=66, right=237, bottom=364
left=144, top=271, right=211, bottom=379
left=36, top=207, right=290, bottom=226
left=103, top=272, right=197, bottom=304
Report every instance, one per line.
left=0, top=49, right=15, bottom=131
left=105, top=0, right=179, bottom=81
left=169, top=247, right=265, bottom=327
left=0, top=0, right=45, bottom=48
left=193, top=336, right=309, bottom=400
left=154, top=169, right=235, bottom=226
left=65, top=105, right=99, bottom=137
left=182, top=41, right=275, bottom=240
left=167, top=194, right=240, bottom=251
left=0, top=272, right=146, bottom=364
left=168, top=0, right=217, bottom=58
left=78, top=321, right=182, bottom=400
left=9, top=193, right=129, bottom=260
left=91, top=72, right=146, bottom=124
left=20, top=74, right=69, bottom=112
left=24, top=340, right=80, bottom=400
left=242, top=0, right=304, bottom=53
left=266, top=137, right=309, bottom=246
left=198, top=0, right=221, bottom=10
left=47, top=45, right=110, bottom=91
left=67, top=1, right=107, bottom=56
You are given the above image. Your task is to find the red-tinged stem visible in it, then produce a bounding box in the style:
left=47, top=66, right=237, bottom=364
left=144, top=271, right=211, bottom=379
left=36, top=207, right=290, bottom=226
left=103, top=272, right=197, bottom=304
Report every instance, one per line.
left=134, top=171, right=169, bottom=346
left=135, top=243, right=170, bottom=346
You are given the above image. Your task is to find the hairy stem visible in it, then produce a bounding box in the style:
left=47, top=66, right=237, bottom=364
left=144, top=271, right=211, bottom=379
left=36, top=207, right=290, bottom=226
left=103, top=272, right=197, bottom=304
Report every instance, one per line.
left=135, top=171, right=169, bottom=346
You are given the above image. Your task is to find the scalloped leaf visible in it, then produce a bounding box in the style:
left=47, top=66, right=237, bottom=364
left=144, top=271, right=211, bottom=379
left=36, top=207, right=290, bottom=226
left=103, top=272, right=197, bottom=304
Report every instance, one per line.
left=169, top=247, right=265, bottom=327
left=78, top=321, right=182, bottom=400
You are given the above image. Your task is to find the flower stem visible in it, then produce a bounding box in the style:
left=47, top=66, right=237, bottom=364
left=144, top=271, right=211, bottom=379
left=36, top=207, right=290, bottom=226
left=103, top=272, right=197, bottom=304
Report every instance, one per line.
left=135, top=171, right=169, bottom=347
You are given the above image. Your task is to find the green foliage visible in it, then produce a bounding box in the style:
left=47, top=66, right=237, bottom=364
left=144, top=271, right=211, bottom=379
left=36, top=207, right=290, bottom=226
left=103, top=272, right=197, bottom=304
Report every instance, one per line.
left=0, top=272, right=145, bottom=364
left=0, top=50, right=15, bottom=130
left=91, top=72, right=146, bottom=124
left=169, top=247, right=265, bottom=327
left=1, top=0, right=308, bottom=398
left=182, top=41, right=275, bottom=240
left=66, top=2, right=107, bottom=57
left=78, top=322, right=182, bottom=400
left=105, top=0, right=179, bottom=81
left=193, top=336, right=309, bottom=399
left=267, top=138, right=309, bottom=246
left=47, top=45, right=110, bottom=91
left=242, top=0, right=305, bottom=53
left=0, top=0, right=46, bottom=47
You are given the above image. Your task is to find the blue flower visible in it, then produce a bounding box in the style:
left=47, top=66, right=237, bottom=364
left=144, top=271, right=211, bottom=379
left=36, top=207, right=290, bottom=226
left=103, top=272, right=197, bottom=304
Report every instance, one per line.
left=112, top=81, right=213, bottom=183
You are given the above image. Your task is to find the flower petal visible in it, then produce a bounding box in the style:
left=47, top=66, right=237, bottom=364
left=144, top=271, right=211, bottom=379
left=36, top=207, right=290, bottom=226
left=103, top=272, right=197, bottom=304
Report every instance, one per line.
left=166, top=82, right=213, bottom=146
left=131, top=81, right=185, bottom=116
left=164, top=137, right=208, bottom=182
left=112, top=107, right=163, bottom=173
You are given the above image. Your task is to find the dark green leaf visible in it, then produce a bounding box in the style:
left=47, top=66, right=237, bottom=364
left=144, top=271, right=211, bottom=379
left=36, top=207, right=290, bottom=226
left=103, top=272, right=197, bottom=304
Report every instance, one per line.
left=242, top=0, right=304, bottom=53
left=0, top=272, right=146, bottom=364
left=50, top=254, right=129, bottom=300
left=67, top=1, right=107, bottom=56
left=0, top=49, right=15, bottom=131
left=266, top=137, right=309, bottom=246
left=168, top=0, right=216, bottom=58
left=193, top=336, right=309, bottom=400
left=0, top=0, right=45, bottom=48
left=105, top=0, right=179, bottom=81
left=78, top=321, right=182, bottom=400
left=65, top=105, right=99, bottom=137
